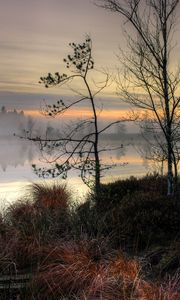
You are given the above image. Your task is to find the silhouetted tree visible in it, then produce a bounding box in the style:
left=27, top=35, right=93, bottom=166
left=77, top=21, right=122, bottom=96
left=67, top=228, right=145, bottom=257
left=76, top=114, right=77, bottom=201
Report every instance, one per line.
left=139, top=118, right=180, bottom=179
left=25, top=36, right=126, bottom=195
left=97, top=0, right=180, bottom=196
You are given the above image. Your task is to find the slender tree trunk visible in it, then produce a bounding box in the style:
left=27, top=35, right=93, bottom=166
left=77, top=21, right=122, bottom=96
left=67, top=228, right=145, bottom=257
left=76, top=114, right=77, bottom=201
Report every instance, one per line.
left=92, top=100, right=101, bottom=195
left=167, top=141, right=174, bottom=195
left=162, top=0, right=174, bottom=196
left=172, top=149, right=178, bottom=193
left=94, top=142, right=101, bottom=195
left=84, top=77, right=101, bottom=196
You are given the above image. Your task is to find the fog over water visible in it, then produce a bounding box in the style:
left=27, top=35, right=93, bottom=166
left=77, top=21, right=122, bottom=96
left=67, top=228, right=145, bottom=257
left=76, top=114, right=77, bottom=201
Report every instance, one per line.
left=0, top=97, right=150, bottom=204
left=0, top=92, right=155, bottom=202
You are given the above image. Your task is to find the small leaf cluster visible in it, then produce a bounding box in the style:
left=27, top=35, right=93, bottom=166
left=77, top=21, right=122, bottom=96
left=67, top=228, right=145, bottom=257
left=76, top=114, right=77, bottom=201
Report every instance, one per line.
left=83, top=159, right=96, bottom=174
left=63, top=37, right=94, bottom=74
left=39, top=141, right=63, bottom=153
left=44, top=99, right=66, bottom=117
left=48, top=141, right=63, bottom=149
left=76, top=158, right=97, bottom=188
left=32, top=162, right=71, bottom=179
left=39, top=72, right=67, bottom=88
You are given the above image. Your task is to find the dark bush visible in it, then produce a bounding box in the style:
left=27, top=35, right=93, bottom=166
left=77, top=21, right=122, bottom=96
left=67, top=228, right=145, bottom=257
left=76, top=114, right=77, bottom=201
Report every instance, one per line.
left=97, top=174, right=168, bottom=209
left=98, top=191, right=180, bottom=250
left=72, top=199, right=103, bottom=237
left=71, top=176, right=180, bottom=250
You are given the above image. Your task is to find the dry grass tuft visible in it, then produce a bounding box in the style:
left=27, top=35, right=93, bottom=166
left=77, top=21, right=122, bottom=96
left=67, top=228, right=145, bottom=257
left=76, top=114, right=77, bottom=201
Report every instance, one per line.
left=32, top=241, right=180, bottom=300
left=134, top=271, right=180, bottom=300
left=31, top=182, right=70, bottom=210
left=31, top=241, right=142, bottom=299
left=33, top=240, right=107, bottom=297
left=109, top=253, right=140, bottom=282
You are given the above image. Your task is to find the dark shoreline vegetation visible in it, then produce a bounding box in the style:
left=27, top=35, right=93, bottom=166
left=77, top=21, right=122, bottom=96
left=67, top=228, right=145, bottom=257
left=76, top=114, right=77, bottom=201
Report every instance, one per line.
left=0, top=175, right=179, bottom=299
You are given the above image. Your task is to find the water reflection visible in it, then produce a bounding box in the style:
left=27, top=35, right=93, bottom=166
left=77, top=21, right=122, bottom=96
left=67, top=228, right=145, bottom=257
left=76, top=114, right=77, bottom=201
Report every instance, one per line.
left=0, top=109, right=149, bottom=202
left=0, top=137, right=35, bottom=171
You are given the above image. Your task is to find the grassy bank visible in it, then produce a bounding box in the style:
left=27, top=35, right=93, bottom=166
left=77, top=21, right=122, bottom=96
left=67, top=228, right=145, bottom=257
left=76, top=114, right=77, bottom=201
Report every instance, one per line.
left=0, top=175, right=179, bottom=299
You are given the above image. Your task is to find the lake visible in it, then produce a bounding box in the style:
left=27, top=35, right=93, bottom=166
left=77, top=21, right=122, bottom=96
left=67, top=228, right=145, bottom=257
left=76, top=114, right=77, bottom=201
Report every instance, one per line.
left=0, top=104, right=161, bottom=205
left=0, top=126, right=150, bottom=205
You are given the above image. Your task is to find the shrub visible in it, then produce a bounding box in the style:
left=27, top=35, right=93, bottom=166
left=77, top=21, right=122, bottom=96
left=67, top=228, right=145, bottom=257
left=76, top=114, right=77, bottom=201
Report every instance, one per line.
left=145, top=242, right=180, bottom=278
left=97, top=174, right=170, bottom=210
left=94, top=191, right=180, bottom=250
left=72, top=199, right=105, bottom=238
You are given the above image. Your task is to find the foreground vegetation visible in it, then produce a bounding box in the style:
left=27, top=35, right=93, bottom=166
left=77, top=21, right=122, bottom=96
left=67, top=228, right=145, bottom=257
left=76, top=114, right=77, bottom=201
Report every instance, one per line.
left=0, top=175, right=179, bottom=299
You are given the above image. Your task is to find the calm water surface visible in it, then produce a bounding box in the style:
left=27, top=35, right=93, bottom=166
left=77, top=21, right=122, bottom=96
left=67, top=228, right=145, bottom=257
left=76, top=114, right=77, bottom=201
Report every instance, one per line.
left=0, top=107, right=155, bottom=205
left=0, top=132, right=149, bottom=205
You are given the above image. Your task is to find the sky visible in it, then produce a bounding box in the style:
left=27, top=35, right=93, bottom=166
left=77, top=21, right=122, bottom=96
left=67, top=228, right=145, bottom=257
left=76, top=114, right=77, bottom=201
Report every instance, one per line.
left=0, top=0, right=125, bottom=101
left=0, top=0, right=180, bottom=115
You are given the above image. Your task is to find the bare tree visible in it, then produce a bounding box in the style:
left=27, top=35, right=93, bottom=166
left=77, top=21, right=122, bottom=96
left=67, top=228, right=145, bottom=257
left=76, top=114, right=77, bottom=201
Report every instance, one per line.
left=138, top=119, right=179, bottom=177
left=97, top=0, right=180, bottom=196
left=24, top=36, right=126, bottom=196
